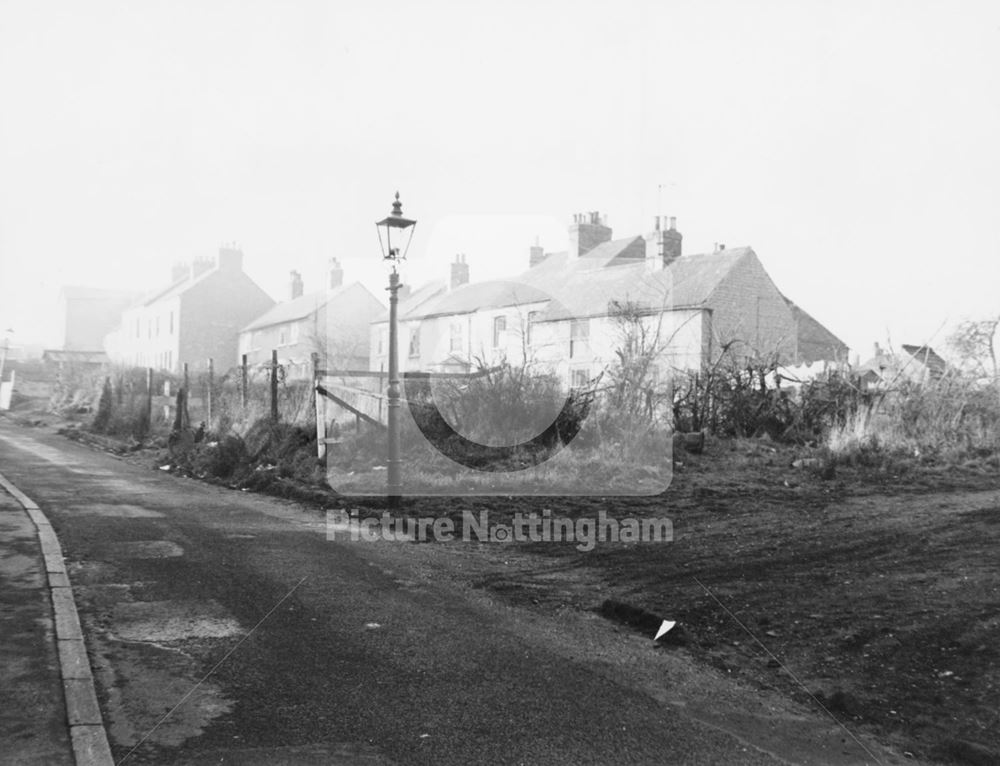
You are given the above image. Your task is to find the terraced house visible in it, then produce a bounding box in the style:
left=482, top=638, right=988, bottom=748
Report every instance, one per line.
left=104, top=245, right=274, bottom=373
left=370, top=212, right=847, bottom=386
left=238, top=259, right=383, bottom=379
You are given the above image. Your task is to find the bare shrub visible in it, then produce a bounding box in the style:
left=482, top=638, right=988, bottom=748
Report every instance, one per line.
left=403, top=359, right=590, bottom=471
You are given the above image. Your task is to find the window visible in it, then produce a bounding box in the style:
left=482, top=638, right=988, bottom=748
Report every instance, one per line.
left=492, top=315, right=506, bottom=348
left=135, top=319, right=140, bottom=338
left=377, top=329, right=385, bottom=355
left=450, top=322, right=463, bottom=353
left=156, top=316, right=160, bottom=337
left=169, top=311, right=174, bottom=335
left=290, top=322, right=300, bottom=344
left=408, top=327, right=420, bottom=358
left=570, top=318, right=589, bottom=358
left=527, top=311, right=541, bottom=346
left=571, top=368, right=590, bottom=388
left=279, top=327, right=287, bottom=346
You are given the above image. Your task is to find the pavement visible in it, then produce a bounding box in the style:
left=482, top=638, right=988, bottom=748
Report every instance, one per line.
left=0, top=469, right=114, bottom=766
left=0, top=488, right=74, bottom=765
left=0, top=420, right=918, bottom=766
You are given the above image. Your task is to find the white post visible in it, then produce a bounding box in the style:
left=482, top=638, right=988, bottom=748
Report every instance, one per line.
left=313, top=352, right=326, bottom=459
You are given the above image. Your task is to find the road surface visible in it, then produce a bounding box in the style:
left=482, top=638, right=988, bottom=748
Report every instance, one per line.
left=0, top=422, right=907, bottom=765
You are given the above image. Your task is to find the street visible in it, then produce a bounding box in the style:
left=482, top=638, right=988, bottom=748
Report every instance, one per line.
left=0, top=422, right=903, bottom=765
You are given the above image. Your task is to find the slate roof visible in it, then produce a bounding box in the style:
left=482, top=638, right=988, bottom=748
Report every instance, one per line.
left=528, top=248, right=753, bottom=322
left=402, top=281, right=551, bottom=319
left=378, top=245, right=757, bottom=325
left=242, top=283, right=373, bottom=332
left=901, top=345, right=948, bottom=374
left=129, top=268, right=216, bottom=308
left=373, top=280, right=448, bottom=323
left=857, top=345, right=948, bottom=378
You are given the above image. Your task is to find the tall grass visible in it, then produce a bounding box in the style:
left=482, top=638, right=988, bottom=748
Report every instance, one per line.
left=826, top=375, right=1000, bottom=462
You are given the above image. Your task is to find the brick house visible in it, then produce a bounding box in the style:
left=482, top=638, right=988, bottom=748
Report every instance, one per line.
left=370, top=213, right=847, bottom=386
left=238, top=259, right=384, bottom=379
left=104, top=245, right=274, bottom=373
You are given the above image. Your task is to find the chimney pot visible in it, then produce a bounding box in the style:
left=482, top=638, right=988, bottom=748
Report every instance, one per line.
left=568, top=209, right=613, bottom=258
left=645, top=217, right=682, bottom=268
left=193, top=255, right=215, bottom=277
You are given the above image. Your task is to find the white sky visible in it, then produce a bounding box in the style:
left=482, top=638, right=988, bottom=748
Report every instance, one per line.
left=1, top=0, right=998, bottom=360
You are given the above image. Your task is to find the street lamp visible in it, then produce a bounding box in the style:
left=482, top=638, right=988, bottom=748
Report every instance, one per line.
left=376, top=192, right=417, bottom=508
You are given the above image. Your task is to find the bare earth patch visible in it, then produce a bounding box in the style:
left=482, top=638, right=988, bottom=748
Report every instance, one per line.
left=398, top=439, right=1000, bottom=764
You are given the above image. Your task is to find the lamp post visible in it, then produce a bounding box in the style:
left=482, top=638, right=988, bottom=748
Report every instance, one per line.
left=376, top=192, right=417, bottom=508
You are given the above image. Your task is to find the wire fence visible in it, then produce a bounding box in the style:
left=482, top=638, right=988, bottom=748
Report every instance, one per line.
left=67, top=352, right=325, bottom=441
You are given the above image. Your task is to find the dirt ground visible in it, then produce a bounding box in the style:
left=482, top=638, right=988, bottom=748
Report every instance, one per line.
left=4, top=384, right=999, bottom=764
left=395, top=442, right=1000, bottom=765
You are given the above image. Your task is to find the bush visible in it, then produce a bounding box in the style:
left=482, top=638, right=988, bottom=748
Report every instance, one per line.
left=403, top=361, right=591, bottom=470
left=92, top=377, right=113, bottom=432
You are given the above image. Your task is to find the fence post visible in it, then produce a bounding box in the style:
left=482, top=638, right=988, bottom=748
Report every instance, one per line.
left=241, top=354, right=248, bottom=410
left=313, top=352, right=325, bottom=459
left=206, top=357, right=214, bottom=430
left=270, top=349, right=279, bottom=422
left=145, top=367, right=153, bottom=438
left=162, top=379, right=171, bottom=422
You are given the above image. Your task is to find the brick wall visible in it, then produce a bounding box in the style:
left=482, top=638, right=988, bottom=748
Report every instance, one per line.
left=704, top=251, right=797, bottom=364
left=179, top=271, right=274, bottom=371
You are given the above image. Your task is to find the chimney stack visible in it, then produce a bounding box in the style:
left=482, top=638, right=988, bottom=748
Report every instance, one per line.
left=289, top=270, right=304, bottom=300
left=328, top=257, right=344, bottom=289
left=217, top=243, right=243, bottom=273
left=644, top=215, right=683, bottom=268
left=568, top=210, right=612, bottom=258
left=529, top=237, right=546, bottom=268
left=450, top=253, right=470, bottom=290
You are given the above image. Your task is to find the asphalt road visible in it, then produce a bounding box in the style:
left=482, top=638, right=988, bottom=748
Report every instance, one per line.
left=0, top=423, right=903, bottom=765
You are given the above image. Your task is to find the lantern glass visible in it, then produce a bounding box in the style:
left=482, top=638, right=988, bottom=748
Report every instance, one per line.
left=375, top=191, right=417, bottom=269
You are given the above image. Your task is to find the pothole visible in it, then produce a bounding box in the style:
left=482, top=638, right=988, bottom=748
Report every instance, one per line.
left=111, top=600, right=242, bottom=642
